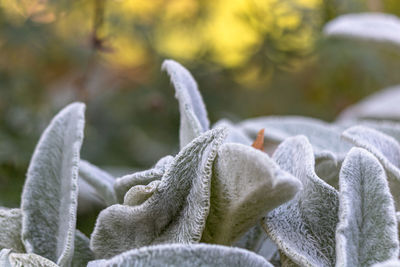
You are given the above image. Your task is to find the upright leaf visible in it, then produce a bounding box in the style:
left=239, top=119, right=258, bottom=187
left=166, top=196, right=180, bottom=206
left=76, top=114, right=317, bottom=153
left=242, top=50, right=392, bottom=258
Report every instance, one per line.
left=324, top=13, right=400, bottom=48
left=162, top=59, right=210, bottom=148
left=336, top=148, right=398, bottom=266
left=202, top=143, right=301, bottom=245
left=342, top=126, right=400, bottom=208
left=79, top=160, right=117, bottom=206
left=90, top=128, right=226, bottom=259
left=21, top=103, right=85, bottom=266
left=0, top=208, right=24, bottom=253
left=263, top=136, right=338, bottom=267
left=87, top=243, right=273, bottom=267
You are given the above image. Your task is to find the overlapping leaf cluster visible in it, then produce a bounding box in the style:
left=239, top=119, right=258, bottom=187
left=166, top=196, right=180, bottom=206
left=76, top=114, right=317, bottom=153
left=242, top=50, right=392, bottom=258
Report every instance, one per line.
left=2, top=11, right=400, bottom=267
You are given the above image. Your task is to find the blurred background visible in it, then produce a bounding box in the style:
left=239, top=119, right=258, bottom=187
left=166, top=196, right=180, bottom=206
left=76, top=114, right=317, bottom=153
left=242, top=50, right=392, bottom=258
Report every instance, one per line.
left=1, top=0, right=400, bottom=234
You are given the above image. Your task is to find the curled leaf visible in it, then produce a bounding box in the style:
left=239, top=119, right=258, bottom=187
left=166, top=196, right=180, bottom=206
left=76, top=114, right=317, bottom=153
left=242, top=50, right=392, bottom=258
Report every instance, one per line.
left=87, top=243, right=273, bottom=267
left=21, top=103, right=85, bottom=266
left=342, top=126, right=400, bottom=208
left=0, top=208, right=24, bottom=253
left=123, top=180, right=161, bottom=206
left=113, top=155, right=173, bottom=203
left=202, top=143, right=302, bottom=245
left=162, top=59, right=210, bottom=148
left=336, top=148, right=399, bottom=266
left=263, top=136, right=338, bottom=267
left=90, top=128, right=227, bottom=259
left=324, top=13, right=400, bottom=48
left=79, top=160, right=117, bottom=206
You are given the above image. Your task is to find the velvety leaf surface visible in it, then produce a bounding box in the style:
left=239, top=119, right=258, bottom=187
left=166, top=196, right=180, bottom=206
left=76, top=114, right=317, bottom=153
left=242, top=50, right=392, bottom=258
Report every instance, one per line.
left=342, top=126, right=400, bottom=208
left=213, top=119, right=253, bottom=145
left=263, top=136, right=339, bottom=267
left=21, top=103, right=85, bottom=266
left=90, top=128, right=226, bottom=259
left=337, top=85, right=400, bottom=122
left=202, top=143, right=302, bottom=245
left=238, top=116, right=350, bottom=156
left=235, top=225, right=278, bottom=262
left=87, top=243, right=273, bottom=267
left=372, top=260, right=400, bottom=267
left=9, top=253, right=59, bottom=267
left=324, top=13, right=400, bottom=47
left=162, top=59, right=210, bottom=148
left=113, top=155, right=173, bottom=203
left=79, top=160, right=117, bottom=206
left=0, top=208, right=25, bottom=253
left=0, top=249, right=12, bottom=267
left=336, top=148, right=399, bottom=266
left=72, top=230, right=94, bottom=267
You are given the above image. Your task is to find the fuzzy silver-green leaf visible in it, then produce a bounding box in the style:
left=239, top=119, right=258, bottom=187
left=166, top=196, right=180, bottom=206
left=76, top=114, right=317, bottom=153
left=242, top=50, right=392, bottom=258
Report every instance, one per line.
left=162, top=59, right=210, bottom=148
left=202, top=143, right=302, bottom=245
left=336, top=147, right=399, bottom=266
left=342, top=126, right=400, bottom=209
left=263, top=135, right=338, bottom=267
left=90, top=128, right=226, bottom=259
left=21, top=102, right=85, bottom=266
left=87, top=243, right=273, bottom=267
left=0, top=208, right=24, bottom=253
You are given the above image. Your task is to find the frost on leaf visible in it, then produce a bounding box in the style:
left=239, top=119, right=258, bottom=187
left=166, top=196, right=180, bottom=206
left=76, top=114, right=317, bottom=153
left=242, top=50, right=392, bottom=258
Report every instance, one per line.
left=90, top=128, right=226, bottom=259
left=21, top=103, right=85, bottom=266
left=201, top=143, right=301, bottom=245
left=337, top=85, right=400, bottom=122
left=162, top=59, right=210, bottom=148
left=342, top=126, right=400, bottom=209
left=336, top=148, right=398, bottom=267
left=87, top=243, right=273, bottom=267
left=0, top=208, right=24, bottom=253
left=324, top=13, right=400, bottom=48
left=263, top=136, right=338, bottom=267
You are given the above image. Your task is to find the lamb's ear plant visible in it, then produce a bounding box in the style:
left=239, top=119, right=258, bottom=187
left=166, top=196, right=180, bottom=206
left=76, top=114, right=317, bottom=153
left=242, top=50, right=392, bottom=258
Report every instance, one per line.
left=87, top=243, right=273, bottom=267
left=90, top=128, right=227, bottom=259
left=336, top=147, right=399, bottom=266
left=336, top=85, right=400, bottom=122
left=323, top=13, right=400, bottom=48
left=0, top=103, right=94, bottom=267
left=78, top=160, right=117, bottom=207
left=201, top=142, right=302, bottom=245
left=263, top=135, right=339, bottom=267
left=162, top=59, right=210, bottom=148
left=342, top=126, right=400, bottom=209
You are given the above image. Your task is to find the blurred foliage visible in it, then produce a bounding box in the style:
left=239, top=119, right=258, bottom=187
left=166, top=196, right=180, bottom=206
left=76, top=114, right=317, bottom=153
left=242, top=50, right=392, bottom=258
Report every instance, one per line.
left=1, top=0, right=400, bottom=234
